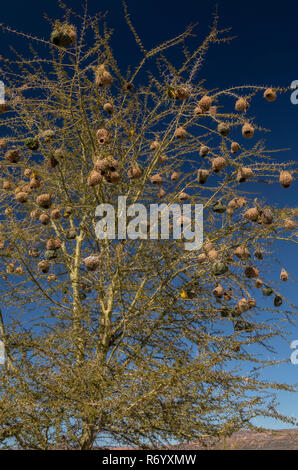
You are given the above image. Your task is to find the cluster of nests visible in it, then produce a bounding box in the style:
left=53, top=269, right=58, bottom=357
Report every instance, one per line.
left=148, top=89, right=293, bottom=194
left=180, top=238, right=289, bottom=335
left=47, top=24, right=295, bottom=192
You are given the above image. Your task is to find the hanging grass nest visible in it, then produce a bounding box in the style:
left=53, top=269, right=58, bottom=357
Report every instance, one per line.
left=150, top=139, right=160, bottom=151
left=47, top=155, right=59, bottom=168
left=6, top=263, right=15, bottom=274
left=36, top=194, right=52, bottom=209
left=39, top=129, right=55, bottom=142
left=30, top=209, right=40, bottom=219
left=51, top=22, right=77, bottom=48
left=237, top=167, right=253, bottom=183
left=5, top=149, right=20, bottom=163
left=94, top=64, right=113, bottom=87
left=213, top=261, right=228, bottom=276
left=244, top=207, right=259, bottom=222
left=128, top=163, right=143, bottom=180
left=242, top=123, right=254, bottom=139
left=29, top=176, right=41, bottom=189
left=94, top=158, right=111, bottom=174
left=244, top=266, right=259, bottom=279
left=124, top=82, right=134, bottom=92
left=234, top=245, right=250, bottom=260
left=280, top=268, right=288, bottom=282
left=254, top=249, right=263, bottom=260
left=45, top=250, right=57, bottom=260
left=213, top=284, right=224, bottom=299
left=4, top=208, right=12, bottom=217
left=0, top=138, right=7, bottom=148
left=28, top=249, right=39, bottom=258
left=274, top=295, right=282, bottom=307
left=3, top=180, right=12, bottom=190
left=51, top=209, right=61, bottom=220
left=83, top=255, right=100, bottom=272
left=87, top=170, right=102, bottom=187
left=53, top=148, right=65, bottom=160
left=46, top=238, right=61, bottom=251
left=199, top=145, right=209, bottom=157
left=284, top=219, right=296, bottom=230
left=231, top=142, right=240, bottom=154
left=212, top=157, right=226, bottom=173
left=39, top=213, right=50, bottom=225
left=212, top=200, right=226, bottom=214
left=194, top=105, right=203, bottom=115
left=264, top=88, right=277, bottom=102
left=66, top=229, right=76, bottom=240
left=228, top=197, right=246, bottom=209
left=174, top=86, right=191, bottom=101
left=235, top=97, right=249, bottom=112
left=15, top=191, right=29, bottom=203
left=255, top=278, right=263, bottom=288
left=197, top=169, right=210, bottom=184
left=224, top=288, right=232, bottom=301
left=103, top=102, right=114, bottom=115
left=178, top=192, right=189, bottom=202
left=247, top=297, right=256, bottom=308
left=199, top=95, right=212, bottom=111
left=157, top=154, right=167, bottom=164
left=198, top=253, right=207, bottom=263
left=171, top=171, right=181, bottom=181
left=261, top=208, right=273, bottom=225
left=0, top=103, right=8, bottom=114
left=279, top=171, right=293, bottom=188
left=237, top=298, right=250, bottom=313
left=234, top=319, right=253, bottom=332
left=220, top=307, right=230, bottom=318
left=209, top=106, right=217, bottom=116
left=174, top=127, right=187, bottom=139
left=151, top=174, right=163, bottom=185
left=208, top=249, right=218, bottom=260
left=217, top=123, right=230, bottom=137
left=96, top=128, right=111, bottom=146
left=158, top=188, right=166, bottom=198
left=15, top=184, right=31, bottom=195
left=262, top=287, right=273, bottom=296
left=25, top=137, right=39, bottom=151
left=105, top=170, right=121, bottom=184
left=96, top=157, right=120, bottom=183
left=24, top=168, right=32, bottom=178
left=38, top=260, right=50, bottom=273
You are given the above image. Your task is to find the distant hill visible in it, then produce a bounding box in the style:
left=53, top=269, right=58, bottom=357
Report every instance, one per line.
left=105, top=429, right=298, bottom=451
left=165, top=429, right=298, bottom=450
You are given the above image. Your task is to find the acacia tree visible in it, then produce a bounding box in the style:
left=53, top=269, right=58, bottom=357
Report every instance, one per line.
left=0, top=2, right=297, bottom=450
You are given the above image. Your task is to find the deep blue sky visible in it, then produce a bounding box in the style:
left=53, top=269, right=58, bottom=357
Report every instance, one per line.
left=0, top=0, right=298, bottom=430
